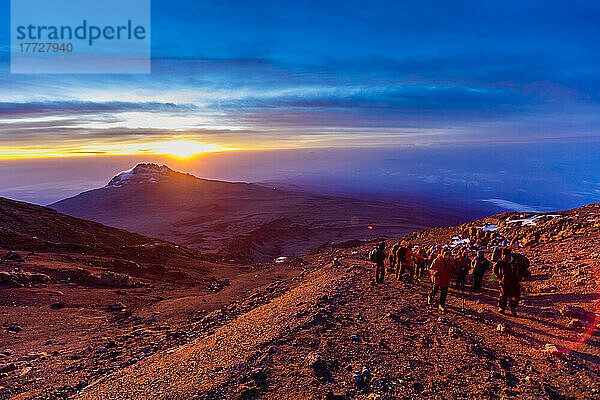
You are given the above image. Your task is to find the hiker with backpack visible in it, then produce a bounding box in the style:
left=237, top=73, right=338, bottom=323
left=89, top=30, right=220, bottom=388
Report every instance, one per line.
left=415, top=246, right=428, bottom=280
left=493, top=248, right=531, bottom=316
left=369, top=242, right=387, bottom=284
left=428, top=248, right=455, bottom=312
left=396, top=241, right=422, bottom=283
left=471, top=250, right=491, bottom=290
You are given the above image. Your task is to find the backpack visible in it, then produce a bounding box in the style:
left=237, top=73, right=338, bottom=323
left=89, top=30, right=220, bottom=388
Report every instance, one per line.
left=396, top=246, right=408, bottom=263
left=369, top=248, right=380, bottom=262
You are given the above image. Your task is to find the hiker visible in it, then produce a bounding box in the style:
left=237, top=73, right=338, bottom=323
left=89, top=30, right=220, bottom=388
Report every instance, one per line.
left=394, top=241, right=408, bottom=281
left=491, top=247, right=503, bottom=263
left=396, top=241, right=423, bottom=283
left=415, top=246, right=428, bottom=280
left=427, top=245, right=440, bottom=267
left=428, top=248, right=455, bottom=312
left=369, top=242, right=387, bottom=284
left=388, top=242, right=400, bottom=274
left=454, top=250, right=470, bottom=289
left=471, top=250, right=491, bottom=290
left=493, top=248, right=531, bottom=315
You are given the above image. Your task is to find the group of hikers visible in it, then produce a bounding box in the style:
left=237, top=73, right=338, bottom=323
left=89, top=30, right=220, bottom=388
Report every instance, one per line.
left=369, top=240, right=531, bottom=315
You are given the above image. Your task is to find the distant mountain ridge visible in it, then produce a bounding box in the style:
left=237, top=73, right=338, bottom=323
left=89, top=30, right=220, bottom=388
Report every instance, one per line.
left=51, top=163, right=466, bottom=262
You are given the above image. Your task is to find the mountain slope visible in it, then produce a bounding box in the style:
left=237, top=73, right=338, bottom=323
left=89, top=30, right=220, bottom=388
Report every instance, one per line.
left=67, top=203, right=598, bottom=400
left=50, top=164, right=465, bottom=262
left=0, top=196, right=198, bottom=263
left=0, top=198, right=317, bottom=400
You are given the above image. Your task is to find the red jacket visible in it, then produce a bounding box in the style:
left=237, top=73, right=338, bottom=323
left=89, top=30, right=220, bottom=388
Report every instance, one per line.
left=430, top=256, right=455, bottom=287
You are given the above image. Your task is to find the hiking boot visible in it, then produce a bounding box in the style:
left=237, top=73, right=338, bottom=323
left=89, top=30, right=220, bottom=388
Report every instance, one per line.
left=438, top=305, right=446, bottom=313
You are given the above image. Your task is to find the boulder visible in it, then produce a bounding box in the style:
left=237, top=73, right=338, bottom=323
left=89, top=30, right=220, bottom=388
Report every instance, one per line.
left=62, top=268, right=140, bottom=288
left=0, top=271, right=50, bottom=287
left=2, top=251, right=25, bottom=262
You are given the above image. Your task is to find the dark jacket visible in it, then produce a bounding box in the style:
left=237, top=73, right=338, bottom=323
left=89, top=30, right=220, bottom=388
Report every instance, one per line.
left=374, top=248, right=386, bottom=265
left=471, top=256, right=490, bottom=274
left=493, top=253, right=530, bottom=287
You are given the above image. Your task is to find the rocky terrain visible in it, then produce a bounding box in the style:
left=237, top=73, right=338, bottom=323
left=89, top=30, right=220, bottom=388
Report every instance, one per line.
left=0, top=198, right=308, bottom=399
left=50, top=164, right=465, bottom=262
left=1, top=199, right=599, bottom=399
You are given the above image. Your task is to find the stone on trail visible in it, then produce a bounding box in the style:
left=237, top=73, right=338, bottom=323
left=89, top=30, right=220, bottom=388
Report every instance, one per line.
left=107, top=302, right=126, bottom=312
left=50, top=301, right=65, bottom=309
left=560, top=305, right=592, bottom=321
left=542, top=343, right=561, bottom=355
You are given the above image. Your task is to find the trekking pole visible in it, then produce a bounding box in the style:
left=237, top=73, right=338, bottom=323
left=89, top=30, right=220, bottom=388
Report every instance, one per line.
left=461, top=277, right=465, bottom=313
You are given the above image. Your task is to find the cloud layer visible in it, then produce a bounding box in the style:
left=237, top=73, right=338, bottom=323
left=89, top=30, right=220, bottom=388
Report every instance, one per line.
left=1, top=0, right=600, bottom=156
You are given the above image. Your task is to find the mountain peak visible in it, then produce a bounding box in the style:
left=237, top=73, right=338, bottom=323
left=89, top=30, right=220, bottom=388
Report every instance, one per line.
left=107, top=163, right=177, bottom=187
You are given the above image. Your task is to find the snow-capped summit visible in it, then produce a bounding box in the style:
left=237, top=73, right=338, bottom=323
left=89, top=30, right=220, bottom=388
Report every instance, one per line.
left=107, top=164, right=176, bottom=187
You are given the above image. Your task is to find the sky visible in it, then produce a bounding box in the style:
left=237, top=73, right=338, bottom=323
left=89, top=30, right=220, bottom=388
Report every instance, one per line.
left=1, top=1, right=599, bottom=210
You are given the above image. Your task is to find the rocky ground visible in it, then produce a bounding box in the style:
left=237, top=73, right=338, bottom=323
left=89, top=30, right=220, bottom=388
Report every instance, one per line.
left=1, top=201, right=599, bottom=399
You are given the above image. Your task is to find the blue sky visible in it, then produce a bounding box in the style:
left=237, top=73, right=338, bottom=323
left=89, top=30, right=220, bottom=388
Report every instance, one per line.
left=1, top=0, right=600, bottom=155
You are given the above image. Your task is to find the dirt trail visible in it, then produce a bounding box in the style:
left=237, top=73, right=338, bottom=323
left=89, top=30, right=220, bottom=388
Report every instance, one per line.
left=76, top=266, right=350, bottom=399
left=76, top=256, right=599, bottom=399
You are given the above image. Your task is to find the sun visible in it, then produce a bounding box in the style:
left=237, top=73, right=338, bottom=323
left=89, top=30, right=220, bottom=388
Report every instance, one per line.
left=150, top=140, right=226, bottom=159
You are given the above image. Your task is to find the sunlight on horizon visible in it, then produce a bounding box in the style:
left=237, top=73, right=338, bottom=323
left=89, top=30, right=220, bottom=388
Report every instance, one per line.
left=0, top=140, right=232, bottom=160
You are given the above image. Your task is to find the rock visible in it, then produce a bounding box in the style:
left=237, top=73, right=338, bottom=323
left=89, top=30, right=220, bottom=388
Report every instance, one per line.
left=538, top=284, right=558, bottom=293
left=61, top=268, right=140, bottom=288
left=76, top=380, right=88, bottom=390
left=325, top=392, right=348, bottom=400
left=0, top=271, right=50, bottom=287
left=361, top=366, right=371, bottom=383
left=237, top=383, right=260, bottom=398
left=560, top=305, right=593, bottom=321
left=471, top=344, right=496, bottom=359
left=4, top=323, right=22, bottom=333
left=98, top=272, right=137, bottom=288
left=208, top=278, right=231, bottom=292
left=50, top=301, right=65, bottom=309
left=542, top=343, right=561, bottom=355
left=18, top=352, right=48, bottom=361
left=566, top=319, right=587, bottom=330
left=352, top=371, right=365, bottom=387
left=539, top=308, right=560, bottom=318
left=107, top=303, right=126, bottom=312
left=413, top=382, right=425, bottom=393
left=306, top=352, right=330, bottom=380
left=0, top=363, right=17, bottom=374
left=2, top=251, right=26, bottom=262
